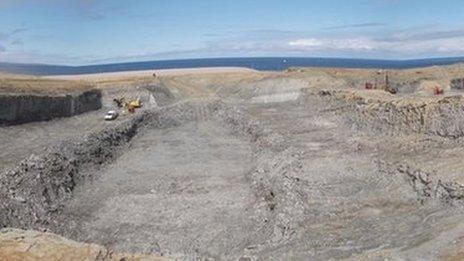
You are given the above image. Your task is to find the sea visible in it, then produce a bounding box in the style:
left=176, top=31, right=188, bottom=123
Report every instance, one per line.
left=2, top=57, right=464, bottom=76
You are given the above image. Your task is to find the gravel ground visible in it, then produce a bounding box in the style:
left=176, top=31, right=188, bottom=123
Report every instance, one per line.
left=4, top=70, right=464, bottom=260
left=39, top=97, right=464, bottom=260
left=0, top=109, right=111, bottom=168
left=62, top=120, right=256, bottom=258
left=242, top=99, right=464, bottom=260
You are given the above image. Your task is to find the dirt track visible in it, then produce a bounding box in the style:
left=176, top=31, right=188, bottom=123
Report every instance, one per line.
left=3, top=66, right=464, bottom=259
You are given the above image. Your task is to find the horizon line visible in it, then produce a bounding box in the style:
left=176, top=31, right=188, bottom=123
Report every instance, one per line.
left=2, top=56, right=464, bottom=68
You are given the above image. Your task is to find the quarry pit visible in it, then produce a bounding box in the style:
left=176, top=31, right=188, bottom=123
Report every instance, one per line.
left=3, top=67, right=464, bottom=260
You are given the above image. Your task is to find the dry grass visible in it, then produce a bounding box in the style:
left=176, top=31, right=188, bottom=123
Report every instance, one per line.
left=0, top=73, right=93, bottom=95
left=289, top=63, right=464, bottom=85
left=2, top=64, right=464, bottom=96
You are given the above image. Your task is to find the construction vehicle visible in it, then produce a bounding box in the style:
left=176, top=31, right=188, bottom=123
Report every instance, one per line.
left=379, top=71, right=397, bottom=94
left=365, top=71, right=397, bottom=94
left=433, top=86, right=444, bottom=95
left=113, top=97, right=142, bottom=109
left=129, top=99, right=141, bottom=108
left=104, top=110, right=119, bottom=121
left=113, top=97, right=126, bottom=108
left=111, top=97, right=142, bottom=116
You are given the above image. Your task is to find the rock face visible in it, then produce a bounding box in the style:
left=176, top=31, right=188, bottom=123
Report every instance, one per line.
left=451, top=78, right=464, bottom=90
left=314, top=88, right=464, bottom=138
left=0, top=228, right=166, bottom=260
left=0, top=89, right=102, bottom=126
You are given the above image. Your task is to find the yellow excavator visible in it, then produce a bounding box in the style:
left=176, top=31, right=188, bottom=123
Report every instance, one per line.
left=113, top=97, right=142, bottom=114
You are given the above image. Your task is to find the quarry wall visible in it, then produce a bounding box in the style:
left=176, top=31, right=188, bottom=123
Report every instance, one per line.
left=0, top=89, right=102, bottom=126
left=451, top=78, right=464, bottom=90
left=314, top=89, right=464, bottom=138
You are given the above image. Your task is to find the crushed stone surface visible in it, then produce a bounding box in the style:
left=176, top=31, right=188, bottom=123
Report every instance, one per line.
left=4, top=70, right=464, bottom=260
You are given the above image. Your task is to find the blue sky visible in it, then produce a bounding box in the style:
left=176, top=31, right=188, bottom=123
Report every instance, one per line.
left=1, top=0, right=464, bottom=65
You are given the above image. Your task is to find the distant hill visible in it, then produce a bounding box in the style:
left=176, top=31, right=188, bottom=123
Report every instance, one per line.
left=2, top=57, right=464, bottom=76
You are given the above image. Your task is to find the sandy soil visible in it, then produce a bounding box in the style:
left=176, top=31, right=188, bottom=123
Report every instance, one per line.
left=44, top=67, right=257, bottom=81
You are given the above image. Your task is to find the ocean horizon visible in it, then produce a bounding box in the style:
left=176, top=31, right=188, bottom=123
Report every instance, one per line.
left=2, top=57, right=464, bottom=76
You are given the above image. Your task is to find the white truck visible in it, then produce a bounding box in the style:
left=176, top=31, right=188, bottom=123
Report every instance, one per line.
left=104, top=110, right=119, bottom=121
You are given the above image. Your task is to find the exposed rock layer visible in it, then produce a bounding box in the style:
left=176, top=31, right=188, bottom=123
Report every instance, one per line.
left=0, top=89, right=102, bottom=126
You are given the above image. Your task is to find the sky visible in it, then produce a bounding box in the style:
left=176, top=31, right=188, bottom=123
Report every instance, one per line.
left=1, top=0, right=464, bottom=65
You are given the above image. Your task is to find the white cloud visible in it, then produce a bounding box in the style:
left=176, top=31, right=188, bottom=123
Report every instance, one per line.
left=288, top=38, right=375, bottom=51
left=288, top=39, right=322, bottom=48
left=97, top=33, right=464, bottom=64
left=284, top=27, right=464, bottom=58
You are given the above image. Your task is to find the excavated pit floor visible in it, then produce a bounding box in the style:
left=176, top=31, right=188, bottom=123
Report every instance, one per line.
left=0, top=109, right=112, bottom=169
left=60, top=120, right=256, bottom=258
left=40, top=98, right=464, bottom=260
left=4, top=92, right=464, bottom=259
